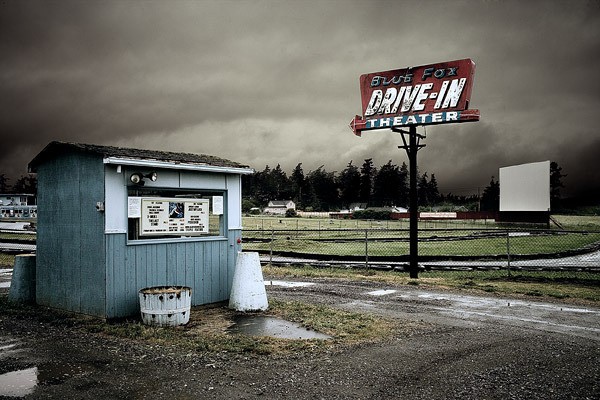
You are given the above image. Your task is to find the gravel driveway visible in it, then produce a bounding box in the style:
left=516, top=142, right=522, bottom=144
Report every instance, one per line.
left=1, top=278, right=599, bottom=399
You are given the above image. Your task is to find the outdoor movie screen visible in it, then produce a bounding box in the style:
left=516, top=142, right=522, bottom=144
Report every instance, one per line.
left=499, top=161, right=550, bottom=212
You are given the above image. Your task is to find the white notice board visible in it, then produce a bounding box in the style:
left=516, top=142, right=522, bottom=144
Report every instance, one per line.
left=139, top=198, right=209, bottom=236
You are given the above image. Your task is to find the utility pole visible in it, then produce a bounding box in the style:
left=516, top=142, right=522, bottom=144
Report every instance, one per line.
left=395, top=126, right=425, bottom=279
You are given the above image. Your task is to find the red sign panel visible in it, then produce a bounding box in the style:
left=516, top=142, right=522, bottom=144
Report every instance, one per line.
left=350, top=58, right=479, bottom=136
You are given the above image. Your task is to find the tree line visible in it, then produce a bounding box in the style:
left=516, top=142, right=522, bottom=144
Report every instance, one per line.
left=0, top=174, right=37, bottom=195
left=1, top=161, right=565, bottom=212
left=243, top=160, right=566, bottom=213
left=244, top=160, right=482, bottom=212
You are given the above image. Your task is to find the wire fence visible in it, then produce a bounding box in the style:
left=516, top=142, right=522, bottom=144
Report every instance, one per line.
left=243, top=227, right=600, bottom=280
left=0, top=243, right=35, bottom=268
left=0, top=222, right=35, bottom=270
left=2, top=224, right=600, bottom=282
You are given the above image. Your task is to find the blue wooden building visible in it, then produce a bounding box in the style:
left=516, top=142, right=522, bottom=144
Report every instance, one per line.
left=28, top=141, right=253, bottom=318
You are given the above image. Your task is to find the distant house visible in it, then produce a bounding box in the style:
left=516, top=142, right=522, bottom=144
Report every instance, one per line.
left=0, top=194, right=31, bottom=206
left=264, top=200, right=296, bottom=215
left=0, top=194, right=37, bottom=219
left=348, top=203, right=367, bottom=212
left=366, top=206, right=408, bottom=213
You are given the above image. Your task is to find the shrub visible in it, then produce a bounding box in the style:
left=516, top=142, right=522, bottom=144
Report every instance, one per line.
left=353, top=210, right=392, bottom=220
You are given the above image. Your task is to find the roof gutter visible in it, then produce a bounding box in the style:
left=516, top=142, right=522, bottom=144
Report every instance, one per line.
left=103, top=157, right=254, bottom=175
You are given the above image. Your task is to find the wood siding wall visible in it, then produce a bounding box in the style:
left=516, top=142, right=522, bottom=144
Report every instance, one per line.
left=105, top=232, right=241, bottom=318
left=35, top=151, right=243, bottom=319
left=36, top=153, right=106, bottom=316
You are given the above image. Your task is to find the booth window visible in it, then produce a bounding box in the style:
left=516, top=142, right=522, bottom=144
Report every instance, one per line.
left=127, top=188, right=226, bottom=241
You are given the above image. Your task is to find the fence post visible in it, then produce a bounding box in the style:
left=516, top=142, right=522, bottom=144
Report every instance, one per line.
left=506, top=230, right=512, bottom=277
left=365, top=229, right=369, bottom=270
left=270, top=228, right=274, bottom=267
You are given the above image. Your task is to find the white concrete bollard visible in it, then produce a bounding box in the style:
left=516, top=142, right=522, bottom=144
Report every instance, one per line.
left=9, top=254, right=36, bottom=304
left=229, top=252, right=268, bottom=312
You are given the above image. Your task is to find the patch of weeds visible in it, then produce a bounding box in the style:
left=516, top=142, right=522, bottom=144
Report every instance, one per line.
left=71, top=300, right=405, bottom=356
left=478, top=284, right=497, bottom=293
left=264, top=265, right=599, bottom=303
left=525, top=290, right=543, bottom=297
left=268, top=299, right=400, bottom=344
left=548, top=292, right=569, bottom=300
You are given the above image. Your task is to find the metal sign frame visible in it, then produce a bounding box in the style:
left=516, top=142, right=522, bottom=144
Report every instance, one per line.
left=350, top=58, right=479, bottom=136
left=350, top=59, right=481, bottom=278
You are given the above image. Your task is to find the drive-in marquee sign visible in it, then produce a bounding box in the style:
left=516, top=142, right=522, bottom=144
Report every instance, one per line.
left=350, top=58, right=480, bottom=136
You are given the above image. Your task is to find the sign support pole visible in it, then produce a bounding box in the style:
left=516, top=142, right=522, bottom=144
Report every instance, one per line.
left=351, top=59, right=480, bottom=278
left=394, top=126, right=425, bottom=279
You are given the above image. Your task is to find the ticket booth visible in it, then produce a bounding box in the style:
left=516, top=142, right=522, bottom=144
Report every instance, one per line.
left=28, top=141, right=253, bottom=318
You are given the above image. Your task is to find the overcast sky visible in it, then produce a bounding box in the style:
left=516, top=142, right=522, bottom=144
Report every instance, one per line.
left=1, top=0, right=599, bottom=197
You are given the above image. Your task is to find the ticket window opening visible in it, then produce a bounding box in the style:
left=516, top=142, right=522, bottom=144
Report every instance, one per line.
left=126, top=189, right=225, bottom=241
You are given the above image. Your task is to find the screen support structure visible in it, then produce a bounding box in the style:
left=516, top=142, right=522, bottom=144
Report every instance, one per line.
left=394, top=126, right=425, bottom=279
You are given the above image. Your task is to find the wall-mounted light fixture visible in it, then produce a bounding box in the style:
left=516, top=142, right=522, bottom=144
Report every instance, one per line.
left=129, top=172, right=158, bottom=185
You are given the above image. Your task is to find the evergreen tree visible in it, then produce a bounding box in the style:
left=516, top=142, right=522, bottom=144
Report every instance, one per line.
left=338, top=161, right=361, bottom=208
left=550, top=161, right=566, bottom=210
left=12, top=174, right=37, bottom=195
left=253, top=165, right=274, bottom=205
left=480, top=176, right=500, bottom=212
left=373, top=160, right=402, bottom=207
left=417, top=172, right=429, bottom=207
left=0, top=174, right=9, bottom=193
left=271, top=164, right=291, bottom=200
left=306, top=166, right=339, bottom=211
left=359, top=158, right=375, bottom=205
left=428, top=173, right=440, bottom=205
left=290, top=163, right=306, bottom=208
left=398, top=162, right=409, bottom=207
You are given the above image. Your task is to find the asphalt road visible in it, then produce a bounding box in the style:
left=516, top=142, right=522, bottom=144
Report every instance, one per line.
left=266, top=278, right=600, bottom=340
left=1, top=277, right=599, bottom=399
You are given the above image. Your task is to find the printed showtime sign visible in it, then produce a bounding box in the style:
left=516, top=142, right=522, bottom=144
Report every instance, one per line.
left=350, top=58, right=479, bottom=136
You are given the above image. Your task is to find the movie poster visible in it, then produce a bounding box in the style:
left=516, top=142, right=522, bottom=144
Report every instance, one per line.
left=139, top=198, right=209, bottom=236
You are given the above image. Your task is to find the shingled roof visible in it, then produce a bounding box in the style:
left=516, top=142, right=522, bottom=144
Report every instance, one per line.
left=29, top=141, right=251, bottom=172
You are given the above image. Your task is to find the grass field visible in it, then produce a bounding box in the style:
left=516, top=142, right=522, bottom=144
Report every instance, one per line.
left=242, top=214, right=600, bottom=259
left=244, top=232, right=600, bottom=258
left=243, top=214, right=600, bottom=231
left=262, top=265, right=600, bottom=303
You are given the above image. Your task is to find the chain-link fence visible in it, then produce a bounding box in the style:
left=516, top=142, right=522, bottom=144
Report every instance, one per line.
left=243, top=227, right=600, bottom=280
left=3, top=221, right=599, bottom=281
left=0, top=248, right=35, bottom=268
left=0, top=231, right=36, bottom=268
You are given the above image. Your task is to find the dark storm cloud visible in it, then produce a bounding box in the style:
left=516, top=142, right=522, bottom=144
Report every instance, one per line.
left=1, top=0, right=599, bottom=198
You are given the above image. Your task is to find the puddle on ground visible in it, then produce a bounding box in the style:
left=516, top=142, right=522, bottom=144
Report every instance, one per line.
left=0, top=361, right=97, bottom=397
left=0, top=367, right=37, bottom=397
left=228, top=315, right=331, bottom=340
left=264, top=280, right=315, bottom=288
left=366, top=289, right=397, bottom=296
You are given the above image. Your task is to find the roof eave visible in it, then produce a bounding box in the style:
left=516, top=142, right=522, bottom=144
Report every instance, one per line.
left=103, top=157, right=255, bottom=175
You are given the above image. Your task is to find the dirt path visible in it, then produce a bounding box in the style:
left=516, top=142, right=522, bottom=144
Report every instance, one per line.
left=1, top=279, right=599, bottom=399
